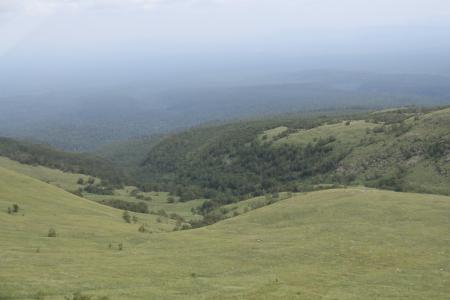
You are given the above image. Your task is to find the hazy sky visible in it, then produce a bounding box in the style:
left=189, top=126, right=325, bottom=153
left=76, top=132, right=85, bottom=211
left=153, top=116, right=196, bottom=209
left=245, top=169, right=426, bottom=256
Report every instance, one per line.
left=1, top=0, right=450, bottom=57
left=1, top=0, right=450, bottom=96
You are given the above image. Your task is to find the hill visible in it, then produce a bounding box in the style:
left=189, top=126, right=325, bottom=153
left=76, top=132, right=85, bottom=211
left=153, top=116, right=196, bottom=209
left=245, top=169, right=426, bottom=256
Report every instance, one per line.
left=1, top=173, right=450, bottom=299
left=138, top=106, right=450, bottom=212
left=2, top=70, right=450, bottom=151
left=0, top=156, right=95, bottom=192
left=0, top=137, right=124, bottom=185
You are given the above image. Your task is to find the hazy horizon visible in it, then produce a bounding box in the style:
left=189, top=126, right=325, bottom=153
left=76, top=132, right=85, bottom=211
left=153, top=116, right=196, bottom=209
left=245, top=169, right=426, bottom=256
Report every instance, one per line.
left=1, top=0, right=450, bottom=150
left=1, top=0, right=450, bottom=93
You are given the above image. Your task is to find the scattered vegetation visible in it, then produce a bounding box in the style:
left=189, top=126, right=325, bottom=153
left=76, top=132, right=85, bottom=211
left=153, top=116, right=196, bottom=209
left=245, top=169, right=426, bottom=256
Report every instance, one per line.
left=102, top=199, right=149, bottom=214
left=122, top=211, right=131, bottom=223
left=47, top=228, right=57, bottom=237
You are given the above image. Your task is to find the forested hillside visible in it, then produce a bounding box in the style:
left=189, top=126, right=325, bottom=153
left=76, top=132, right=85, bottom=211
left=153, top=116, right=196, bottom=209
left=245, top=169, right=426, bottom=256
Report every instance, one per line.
left=2, top=71, right=450, bottom=151
left=139, top=106, right=450, bottom=212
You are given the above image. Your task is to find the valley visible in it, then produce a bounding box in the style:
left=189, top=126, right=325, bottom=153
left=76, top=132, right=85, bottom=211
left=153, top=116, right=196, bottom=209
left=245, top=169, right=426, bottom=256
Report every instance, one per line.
left=1, top=167, right=450, bottom=299
left=0, top=106, right=449, bottom=299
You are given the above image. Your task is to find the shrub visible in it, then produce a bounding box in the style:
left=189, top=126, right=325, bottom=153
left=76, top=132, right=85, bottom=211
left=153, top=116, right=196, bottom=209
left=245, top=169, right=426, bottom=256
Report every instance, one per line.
left=169, top=213, right=184, bottom=222
left=70, top=189, right=83, bottom=197
left=122, top=211, right=131, bottom=223
left=157, top=209, right=168, bottom=217
left=132, top=215, right=138, bottom=223
left=77, top=178, right=84, bottom=185
left=47, top=228, right=57, bottom=237
left=130, top=189, right=140, bottom=197
left=118, top=243, right=123, bottom=251
left=100, top=199, right=149, bottom=214
left=12, top=204, right=19, bottom=213
left=181, top=224, right=192, bottom=230
left=84, top=184, right=114, bottom=195
left=138, top=224, right=147, bottom=232
left=167, top=196, right=176, bottom=203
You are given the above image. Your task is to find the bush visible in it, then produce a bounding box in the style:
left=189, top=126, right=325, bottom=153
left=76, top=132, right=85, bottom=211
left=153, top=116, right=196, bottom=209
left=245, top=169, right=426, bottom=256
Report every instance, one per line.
left=47, top=228, right=57, bottom=237
left=122, top=211, right=131, bottom=223
left=70, top=189, right=83, bottom=197
left=169, top=213, right=184, bottom=222
left=99, top=199, right=149, bottom=213
left=132, top=215, right=138, bottom=223
left=84, top=184, right=114, bottom=195
left=157, top=209, right=168, bottom=217
left=77, top=178, right=84, bottom=185
left=12, top=204, right=19, bottom=213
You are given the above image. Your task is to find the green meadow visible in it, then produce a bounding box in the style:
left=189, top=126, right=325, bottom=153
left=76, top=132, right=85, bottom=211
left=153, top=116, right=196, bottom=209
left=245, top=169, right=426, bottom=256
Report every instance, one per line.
left=1, top=167, right=450, bottom=299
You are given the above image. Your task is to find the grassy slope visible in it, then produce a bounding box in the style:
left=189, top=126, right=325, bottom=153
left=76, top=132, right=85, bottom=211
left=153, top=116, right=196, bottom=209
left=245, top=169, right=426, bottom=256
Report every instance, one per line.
left=0, top=156, right=95, bottom=192
left=274, top=120, right=377, bottom=146
left=271, top=108, right=450, bottom=194
left=0, top=157, right=201, bottom=222
left=0, top=137, right=123, bottom=184
left=85, top=188, right=204, bottom=221
left=1, top=168, right=450, bottom=299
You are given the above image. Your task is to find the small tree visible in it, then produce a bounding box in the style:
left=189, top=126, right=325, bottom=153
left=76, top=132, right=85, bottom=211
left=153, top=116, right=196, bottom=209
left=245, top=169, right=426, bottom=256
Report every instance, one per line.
left=118, top=243, right=123, bottom=251
left=132, top=215, right=138, bottom=224
left=47, top=228, right=57, bottom=237
left=122, top=211, right=131, bottom=223
left=12, top=204, right=19, bottom=213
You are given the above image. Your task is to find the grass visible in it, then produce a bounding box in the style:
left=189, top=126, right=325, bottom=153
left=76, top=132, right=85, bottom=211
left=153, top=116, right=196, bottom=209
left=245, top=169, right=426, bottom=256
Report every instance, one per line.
left=1, top=168, right=450, bottom=299
left=0, top=156, right=204, bottom=221
left=84, top=187, right=204, bottom=221
left=258, top=126, right=288, bottom=142
left=0, top=156, right=95, bottom=192
left=274, top=120, right=377, bottom=146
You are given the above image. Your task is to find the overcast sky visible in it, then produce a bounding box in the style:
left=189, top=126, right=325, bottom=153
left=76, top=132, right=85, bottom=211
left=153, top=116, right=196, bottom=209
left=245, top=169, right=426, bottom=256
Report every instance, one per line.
left=1, top=0, right=450, bottom=56
left=1, top=0, right=450, bottom=96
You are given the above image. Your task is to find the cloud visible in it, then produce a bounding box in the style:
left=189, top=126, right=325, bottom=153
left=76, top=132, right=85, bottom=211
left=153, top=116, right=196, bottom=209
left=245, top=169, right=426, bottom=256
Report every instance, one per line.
left=0, top=0, right=173, bottom=15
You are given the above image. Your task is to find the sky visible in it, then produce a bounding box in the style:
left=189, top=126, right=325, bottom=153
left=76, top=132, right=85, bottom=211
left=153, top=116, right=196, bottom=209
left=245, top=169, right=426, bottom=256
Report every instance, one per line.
left=1, top=0, right=450, bottom=95
left=1, top=0, right=450, bottom=56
